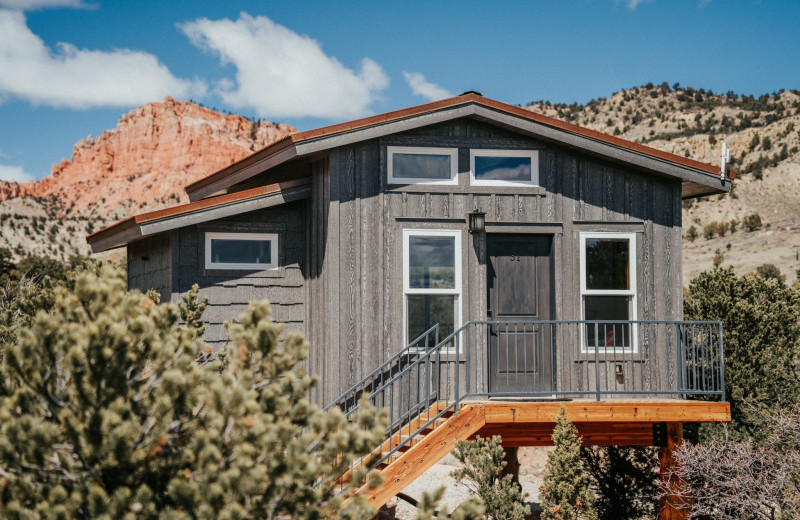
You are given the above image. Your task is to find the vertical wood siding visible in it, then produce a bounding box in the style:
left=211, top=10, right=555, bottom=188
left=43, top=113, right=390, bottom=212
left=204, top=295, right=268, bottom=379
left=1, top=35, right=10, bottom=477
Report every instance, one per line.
left=125, top=117, right=685, bottom=407
left=308, top=118, right=684, bottom=404
left=127, top=232, right=172, bottom=298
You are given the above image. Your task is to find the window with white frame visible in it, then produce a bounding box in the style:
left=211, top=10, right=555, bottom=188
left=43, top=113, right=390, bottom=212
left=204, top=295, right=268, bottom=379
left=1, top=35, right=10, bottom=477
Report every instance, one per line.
left=205, top=232, right=278, bottom=270
left=580, top=232, right=637, bottom=351
left=403, top=230, right=461, bottom=346
left=388, top=146, right=458, bottom=185
left=470, top=149, right=539, bottom=187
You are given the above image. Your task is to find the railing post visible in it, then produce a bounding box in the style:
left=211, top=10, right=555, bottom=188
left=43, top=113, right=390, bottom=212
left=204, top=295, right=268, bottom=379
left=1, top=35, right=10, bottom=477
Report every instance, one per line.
left=594, top=322, right=601, bottom=402
left=676, top=323, right=684, bottom=396
left=466, top=323, right=471, bottom=396
left=718, top=322, right=726, bottom=402
left=455, top=332, right=460, bottom=402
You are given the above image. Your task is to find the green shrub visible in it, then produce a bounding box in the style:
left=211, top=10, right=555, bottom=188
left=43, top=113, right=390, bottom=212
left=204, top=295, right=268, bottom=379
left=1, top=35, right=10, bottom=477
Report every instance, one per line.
left=451, top=436, right=529, bottom=520
left=685, top=226, right=698, bottom=243
left=581, top=447, right=658, bottom=520
left=756, top=263, right=786, bottom=286
left=0, top=265, right=389, bottom=519
left=684, top=267, right=800, bottom=441
left=743, top=213, right=763, bottom=231
left=713, top=249, right=724, bottom=268
left=703, top=223, right=717, bottom=240
left=749, top=133, right=760, bottom=151
left=540, top=406, right=597, bottom=520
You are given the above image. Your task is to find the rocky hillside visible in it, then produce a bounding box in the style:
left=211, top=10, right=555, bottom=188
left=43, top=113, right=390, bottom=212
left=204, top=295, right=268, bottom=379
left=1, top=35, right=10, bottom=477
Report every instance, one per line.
left=524, top=84, right=800, bottom=284
left=0, top=98, right=295, bottom=260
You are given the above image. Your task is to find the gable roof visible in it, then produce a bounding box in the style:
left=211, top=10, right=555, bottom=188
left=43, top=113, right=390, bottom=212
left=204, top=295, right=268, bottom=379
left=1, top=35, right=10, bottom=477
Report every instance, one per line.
left=185, top=92, right=735, bottom=201
left=89, top=93, right=735, bottom=253
left=87, top=178, right=310, bottom=253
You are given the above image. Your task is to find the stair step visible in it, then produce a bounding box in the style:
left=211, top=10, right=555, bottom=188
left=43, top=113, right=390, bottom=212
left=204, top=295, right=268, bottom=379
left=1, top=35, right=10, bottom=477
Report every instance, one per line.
left=425, top=417, right=449, bottom=430
left=396, top=435, right=426, bottom=451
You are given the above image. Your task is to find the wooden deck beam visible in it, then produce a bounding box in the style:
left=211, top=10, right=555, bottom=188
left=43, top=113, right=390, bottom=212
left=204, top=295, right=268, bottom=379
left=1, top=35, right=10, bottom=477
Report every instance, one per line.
left=350, top=400, right=728, bottom=510
left=476, top=421, right=655, bottom=447
left=480, top=400, right=730, bottom=424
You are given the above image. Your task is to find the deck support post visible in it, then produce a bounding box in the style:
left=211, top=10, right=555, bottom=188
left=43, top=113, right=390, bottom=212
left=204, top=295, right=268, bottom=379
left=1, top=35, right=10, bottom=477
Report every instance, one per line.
left=658, top=422, right=688, bottom=520
left=501, top=447, right=520, bottom=487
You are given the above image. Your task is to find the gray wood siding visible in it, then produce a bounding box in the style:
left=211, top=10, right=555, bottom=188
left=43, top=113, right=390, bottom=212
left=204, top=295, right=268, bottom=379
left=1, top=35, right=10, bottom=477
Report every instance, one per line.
left=127, top=232, right=172, bottom=299
left=171, top=200, right=307, bottom=348
left=308, top=118, right=684, bottom=404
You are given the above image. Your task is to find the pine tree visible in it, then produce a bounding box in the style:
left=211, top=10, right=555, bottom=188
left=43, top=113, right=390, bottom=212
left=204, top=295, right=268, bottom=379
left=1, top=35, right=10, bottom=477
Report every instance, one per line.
left=581, top=446, right=658, bottom=519
left=0, top=264, right=389, bottom=519
left=450, top=435, right=530, bottom=520
left=685, top=225, right=698, bottom=243
left=540, top=406, right=597, bottom=520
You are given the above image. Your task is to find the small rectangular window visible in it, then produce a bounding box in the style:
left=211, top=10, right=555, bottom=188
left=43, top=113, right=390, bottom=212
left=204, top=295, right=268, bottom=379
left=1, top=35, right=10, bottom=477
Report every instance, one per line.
left=205, top=232, right=278, bottom=270
left=388, top=146, right=458, bottom=185
left=470, top=149, right=538, bottom=186
left=580, top=232, right=637, bottom=352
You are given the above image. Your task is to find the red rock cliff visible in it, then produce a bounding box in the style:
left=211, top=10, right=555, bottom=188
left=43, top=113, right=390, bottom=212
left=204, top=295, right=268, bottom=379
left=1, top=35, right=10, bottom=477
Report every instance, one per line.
left=0, top=97, right=296, bottom=217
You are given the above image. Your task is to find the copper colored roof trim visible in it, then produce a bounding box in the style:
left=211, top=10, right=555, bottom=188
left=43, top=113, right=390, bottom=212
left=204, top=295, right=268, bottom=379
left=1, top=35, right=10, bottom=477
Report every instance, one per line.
left=87, top=177, right=310, bottom=244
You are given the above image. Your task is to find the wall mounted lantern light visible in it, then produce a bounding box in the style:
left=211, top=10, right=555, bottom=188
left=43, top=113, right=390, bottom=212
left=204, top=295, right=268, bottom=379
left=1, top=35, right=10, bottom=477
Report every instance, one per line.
left=468, top=208, right=486, bottom=233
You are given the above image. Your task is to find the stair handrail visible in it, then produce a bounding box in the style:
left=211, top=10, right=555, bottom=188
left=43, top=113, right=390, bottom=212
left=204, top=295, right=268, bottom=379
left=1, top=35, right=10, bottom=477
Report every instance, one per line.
left=324, top=324, right=440, bottom=413
left=342, top=322, right=472, bottom=474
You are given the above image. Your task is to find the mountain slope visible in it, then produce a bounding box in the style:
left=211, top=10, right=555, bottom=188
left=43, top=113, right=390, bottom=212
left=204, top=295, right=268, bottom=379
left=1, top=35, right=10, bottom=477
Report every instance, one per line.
left=524, top=84, right=800, bottom=284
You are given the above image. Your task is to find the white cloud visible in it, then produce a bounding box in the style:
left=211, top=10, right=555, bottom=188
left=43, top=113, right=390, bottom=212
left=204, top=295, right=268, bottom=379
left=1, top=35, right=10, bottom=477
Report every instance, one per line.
left=402, top=72, right=452, bottom=102
left=0, top=0, right=92, bottom=10
left=180, top=13, right=389, bottom=120
left=0, top=164, right=34, bottom=183
left=622, top=0, right=653, bottom=8
left=0, top=9, right=205, bottom=109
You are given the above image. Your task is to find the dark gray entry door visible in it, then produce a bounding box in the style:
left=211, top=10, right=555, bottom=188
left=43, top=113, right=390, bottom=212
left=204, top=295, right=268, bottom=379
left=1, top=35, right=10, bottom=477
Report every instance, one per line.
left=487, top=234, right=553, bottom=395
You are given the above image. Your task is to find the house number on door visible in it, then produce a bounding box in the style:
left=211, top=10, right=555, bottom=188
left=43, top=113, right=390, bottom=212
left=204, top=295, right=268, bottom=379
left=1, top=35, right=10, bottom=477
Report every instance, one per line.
left=509, top=253, right=521, bottom=262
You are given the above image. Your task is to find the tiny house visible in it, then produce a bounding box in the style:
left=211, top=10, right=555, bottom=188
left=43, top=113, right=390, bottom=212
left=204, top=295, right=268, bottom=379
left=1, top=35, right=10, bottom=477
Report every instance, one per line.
left=89, top=93, right=733, bottom=518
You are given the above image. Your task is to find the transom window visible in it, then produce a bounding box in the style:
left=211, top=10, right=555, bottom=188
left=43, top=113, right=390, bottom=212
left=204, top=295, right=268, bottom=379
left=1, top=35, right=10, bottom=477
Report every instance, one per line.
left=388, top=146, right=458, bottom=185
left=403, top=230, right=461, bottom=347
left=580, top=232, right=637, bottom=351
left=205, top=232, right=278, bottom=270
left=470, top=149, right=538, bottom=186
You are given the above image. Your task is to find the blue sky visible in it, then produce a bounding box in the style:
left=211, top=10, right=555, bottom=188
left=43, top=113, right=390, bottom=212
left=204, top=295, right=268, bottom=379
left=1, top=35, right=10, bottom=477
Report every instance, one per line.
left=0, top=0, right=798, bottom=182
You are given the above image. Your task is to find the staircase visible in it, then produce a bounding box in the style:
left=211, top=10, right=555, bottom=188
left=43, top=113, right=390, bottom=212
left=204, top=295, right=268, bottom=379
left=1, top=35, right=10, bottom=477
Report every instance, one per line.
left=325, top=320, right=726, bottom=508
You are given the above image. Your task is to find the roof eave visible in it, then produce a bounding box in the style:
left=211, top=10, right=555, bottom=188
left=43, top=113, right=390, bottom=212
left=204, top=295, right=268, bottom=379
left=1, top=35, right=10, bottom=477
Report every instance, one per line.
left=88, top=179, right=311, bottom=253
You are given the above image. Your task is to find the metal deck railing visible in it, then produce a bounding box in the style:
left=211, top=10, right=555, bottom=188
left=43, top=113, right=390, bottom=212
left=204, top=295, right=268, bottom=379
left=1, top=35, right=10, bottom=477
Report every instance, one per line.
left=329, top=319, right=725, bottom=485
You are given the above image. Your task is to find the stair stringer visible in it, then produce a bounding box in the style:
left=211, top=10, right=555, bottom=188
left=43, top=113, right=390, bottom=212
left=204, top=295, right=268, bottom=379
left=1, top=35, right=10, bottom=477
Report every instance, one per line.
left=356, top=404, right=486, bottom=509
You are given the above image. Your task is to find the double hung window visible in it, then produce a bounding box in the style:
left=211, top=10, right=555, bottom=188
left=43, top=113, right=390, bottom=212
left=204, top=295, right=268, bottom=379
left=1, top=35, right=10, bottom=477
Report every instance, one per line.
left=580, top=232, right=637, bottom=351
left=402, top=230, right=461, bottom=346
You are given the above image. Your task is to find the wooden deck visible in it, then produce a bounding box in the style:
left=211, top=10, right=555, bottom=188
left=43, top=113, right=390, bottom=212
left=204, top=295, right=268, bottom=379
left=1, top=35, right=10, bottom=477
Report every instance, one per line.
left=354, top=399, right=730, bottom=517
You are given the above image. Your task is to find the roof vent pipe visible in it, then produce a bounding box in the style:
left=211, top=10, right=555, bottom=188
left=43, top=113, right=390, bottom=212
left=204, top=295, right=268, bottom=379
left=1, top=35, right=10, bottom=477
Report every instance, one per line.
left=720, top=141, right=731, bottom=185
